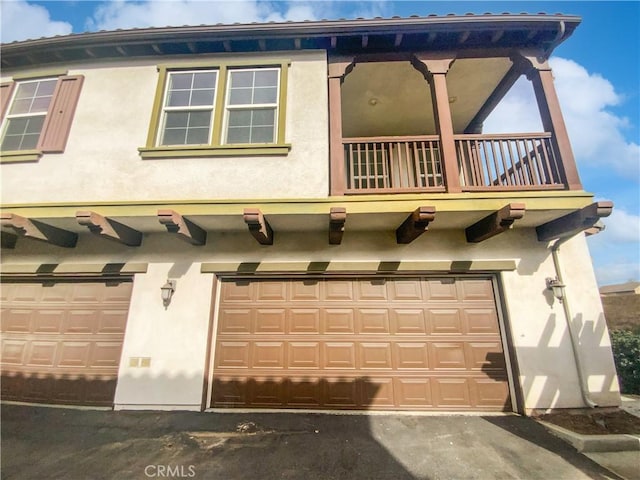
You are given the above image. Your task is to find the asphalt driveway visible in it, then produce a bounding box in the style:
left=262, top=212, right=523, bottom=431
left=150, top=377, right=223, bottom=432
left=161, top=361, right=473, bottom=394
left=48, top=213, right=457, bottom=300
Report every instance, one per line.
left=0, top=404, right=622, bottom=480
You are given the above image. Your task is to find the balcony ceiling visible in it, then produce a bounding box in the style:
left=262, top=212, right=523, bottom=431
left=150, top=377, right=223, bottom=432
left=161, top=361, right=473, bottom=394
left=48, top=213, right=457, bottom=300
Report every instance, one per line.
left=341, top=57, right=513, bottom=137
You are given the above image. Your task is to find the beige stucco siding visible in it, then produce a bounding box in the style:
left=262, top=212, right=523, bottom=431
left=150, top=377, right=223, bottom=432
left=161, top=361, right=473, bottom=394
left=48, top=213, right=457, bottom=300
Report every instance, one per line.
left=0, top=51, right=329, bottom=203
left=0, top=228, right=620, bottom=411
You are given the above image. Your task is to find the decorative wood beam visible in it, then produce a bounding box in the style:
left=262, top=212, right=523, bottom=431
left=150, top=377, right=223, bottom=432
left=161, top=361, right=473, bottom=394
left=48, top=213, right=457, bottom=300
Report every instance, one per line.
left=243, top=208, right=273, bottom=245
left=1, top=213, right=77, bottom=248
left=84, top=47, right=96, bottom=58
left=464, top=64, right=522, bottom=133
left=396, top=207, right=436, bottom=244
left=1, top=232, right=17, bottom=249
left=491, top=30, right=505, bottom=43
left=394, top=33, right=403, bottom=47
left=151, top=44, right=163, bottom=54
left=329, top=207, right=347, bottom=245
left=526, top=29, right=538, bottom=40
left=536, top=201, right=613, bottom=242
left=76, top=211, right=142, bottom=246
left=157, top=210, right=207, bottom=246
left=585, top=220, right=605, bottom=237
left=458, top=31, right=471, bottom=44
left=465, top=203, right=526, bottom=243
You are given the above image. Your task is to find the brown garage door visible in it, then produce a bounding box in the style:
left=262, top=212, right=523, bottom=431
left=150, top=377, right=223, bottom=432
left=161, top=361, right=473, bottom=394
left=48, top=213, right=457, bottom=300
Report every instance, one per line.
left=211, top=276, right=511, bottom=411
left=1, top=279, right=132, bottom=406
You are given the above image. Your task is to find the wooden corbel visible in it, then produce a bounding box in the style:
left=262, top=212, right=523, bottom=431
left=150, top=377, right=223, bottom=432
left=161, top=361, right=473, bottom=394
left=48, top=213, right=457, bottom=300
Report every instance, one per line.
left=243, top=208, right=273, bottom=245
left=329, top=207, right=347, bottom=245
left=0, top=213, right=78, bottom=248
left=396, top=207, right=436, bottom=244
left=465, top=203, right=526, bottom=243
left=1, top=231, right=18, bottom=249
left=76, top=211, right=142, bottom=246
left=158, top=210, right=207, bottom=246
left=536, top=201, right=613, bottom=242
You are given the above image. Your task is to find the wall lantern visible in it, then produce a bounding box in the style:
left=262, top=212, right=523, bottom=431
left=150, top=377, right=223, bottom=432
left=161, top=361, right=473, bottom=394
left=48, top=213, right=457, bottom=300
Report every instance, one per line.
left=546, top=277, right=566, bottom=303
left=160, top=279, right=176, bottom=307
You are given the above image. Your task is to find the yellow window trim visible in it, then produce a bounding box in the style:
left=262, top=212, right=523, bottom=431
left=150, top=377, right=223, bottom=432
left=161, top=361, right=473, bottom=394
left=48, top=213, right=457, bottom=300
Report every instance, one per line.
left=138, top=143, right=292, bottom=159
left=142, top=59, right=290, bottom=157
left=0, top=150, right=43, bottom=164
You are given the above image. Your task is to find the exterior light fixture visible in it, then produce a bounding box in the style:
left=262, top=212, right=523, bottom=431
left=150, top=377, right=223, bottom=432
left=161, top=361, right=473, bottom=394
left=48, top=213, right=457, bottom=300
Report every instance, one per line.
left=160, top=279, right=176, bottom=307
left=546, top=277, right=565, bottom=303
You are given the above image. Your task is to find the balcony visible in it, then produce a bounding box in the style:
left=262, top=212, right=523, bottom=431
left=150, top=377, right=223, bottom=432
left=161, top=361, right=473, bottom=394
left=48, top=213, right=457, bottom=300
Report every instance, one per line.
left=330, top=53, right=582, bottom=196
left=343, top=133, right=564, bottom=194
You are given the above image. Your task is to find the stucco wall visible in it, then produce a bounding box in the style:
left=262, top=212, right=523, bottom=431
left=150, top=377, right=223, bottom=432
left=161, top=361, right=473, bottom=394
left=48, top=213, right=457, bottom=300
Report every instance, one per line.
left=0, top=228, right=620, bottom=411
left=0, top=50, right=329, bottom=204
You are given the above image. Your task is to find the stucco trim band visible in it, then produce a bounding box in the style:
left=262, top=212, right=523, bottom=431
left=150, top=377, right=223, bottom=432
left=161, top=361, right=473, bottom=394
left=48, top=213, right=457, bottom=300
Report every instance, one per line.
left=200, top=260, right=517, bottom=274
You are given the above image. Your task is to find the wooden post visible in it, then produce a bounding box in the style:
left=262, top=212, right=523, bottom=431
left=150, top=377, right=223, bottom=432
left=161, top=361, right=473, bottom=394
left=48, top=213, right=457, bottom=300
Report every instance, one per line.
left=516, top=51, right=582, bottom=190
left=412, top=54, right=461, bottom=193
left=328, top=57, right=355, bottom=196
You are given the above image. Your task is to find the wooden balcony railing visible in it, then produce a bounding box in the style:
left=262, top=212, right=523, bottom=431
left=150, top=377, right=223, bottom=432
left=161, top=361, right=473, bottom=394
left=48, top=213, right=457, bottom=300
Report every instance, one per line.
left=341, top=133, right=566, bottom=194
left=455, top=133, right=564, bottom=191
left=343, top=136, right=445, bottom=194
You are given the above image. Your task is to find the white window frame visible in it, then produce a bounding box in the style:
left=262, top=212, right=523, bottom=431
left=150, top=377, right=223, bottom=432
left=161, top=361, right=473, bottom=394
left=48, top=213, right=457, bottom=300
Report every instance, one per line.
left=156, top=69, right=219, bottom=147
left=1, top=78, right=57, bottom=151
left=222, top=67, right=281, bottom=145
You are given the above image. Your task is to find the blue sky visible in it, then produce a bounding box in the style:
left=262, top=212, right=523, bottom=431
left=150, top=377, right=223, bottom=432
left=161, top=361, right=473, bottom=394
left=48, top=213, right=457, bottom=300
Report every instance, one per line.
left=1, top=1, right=639, bottom=285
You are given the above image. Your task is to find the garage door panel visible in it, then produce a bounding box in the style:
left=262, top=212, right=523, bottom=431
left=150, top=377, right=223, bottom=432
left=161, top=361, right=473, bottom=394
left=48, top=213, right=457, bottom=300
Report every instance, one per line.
left=430, top=342, right=467, bottom=370
left=2, top=339, right=28, bottom=364
left=394, top=343, right=429, bottom=369
left=459, top=280, right=495, bottom=301
left=288, top=342, right=320, bottom=369
left=2, top=310, right=33, bottom=333
left=323, top=309, right=355, bottom=333
left=430, top=309, right=463, bottom=334
left=252, top=342, right=285, bottom=369
left=218, top=309, right=252, bottom=334
left=256, top=281, right=286, bottom=301
left=212, top=277, right=510, bottom=411
left=58, top=342, right=91, bottom=367
left=1, top=280, right=131, bottom=406
left=324, top=342, right=356, bottom=369
left=289, top=309, right=320, bottom=334
left=395, top=378, right=433, bottom=406
left=33, top=310, right=65, bottom=333
left=357, top=309, right=390, bottom=334
left=216, top=341, right=250, bottom=368
left=255, top=309, right=286, bottom=333
left=392, top=309, right=427, bottom=334
left=27, top=341, right=58, bottom=367
left=360, top=343, right=393, bottom=369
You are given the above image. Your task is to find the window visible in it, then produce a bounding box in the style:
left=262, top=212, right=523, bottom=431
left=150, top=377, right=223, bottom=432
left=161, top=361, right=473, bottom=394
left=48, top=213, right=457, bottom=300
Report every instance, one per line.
left=159, top=70, right=218, bottom=146
left=0, top=75, right=84, bottom=163
left=140, top=61, right=289, bottom=159
left=225, top=68, right=279, bottom=144
left=1, top=79, right=57, bottom=151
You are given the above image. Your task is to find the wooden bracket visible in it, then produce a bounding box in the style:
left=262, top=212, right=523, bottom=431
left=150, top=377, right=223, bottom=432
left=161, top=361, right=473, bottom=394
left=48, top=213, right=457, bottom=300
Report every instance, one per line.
left=536, top=201, right=613, bottom=242
left=396, top=207, right=436, bottom=244
left=76, top=211, right=142, bottom=246
left=0, top=213, right=78, bottom=248
left=329, top=207, right=347, bottom=245
left=243, top=208, right=273, bottom=245
left=465, top=203, right=526, bottom=243
left=158, top=210, right=207, bottom=246
left=1, top=231, right=18, bottom=249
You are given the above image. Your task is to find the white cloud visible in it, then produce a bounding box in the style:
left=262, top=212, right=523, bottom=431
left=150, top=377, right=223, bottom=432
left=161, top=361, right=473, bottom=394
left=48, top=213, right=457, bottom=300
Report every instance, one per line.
left=484, top=57, right=639, bottom=179
left=1, top=0, right=72, bottom=43
left=601, top=208, right=640, bottom=243
left=85, top=0, right=325, bottom=31
left=594, top=261, right=640, bottom=286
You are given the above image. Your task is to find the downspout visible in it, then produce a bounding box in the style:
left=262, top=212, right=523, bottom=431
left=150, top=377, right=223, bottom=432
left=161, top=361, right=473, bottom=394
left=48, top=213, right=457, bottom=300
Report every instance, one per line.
left=550, top=236, right=598, bottom=408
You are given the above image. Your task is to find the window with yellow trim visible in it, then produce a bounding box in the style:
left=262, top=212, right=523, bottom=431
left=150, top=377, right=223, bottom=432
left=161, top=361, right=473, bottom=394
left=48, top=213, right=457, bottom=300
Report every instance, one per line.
left=141, top=61, right=289, bottom=158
